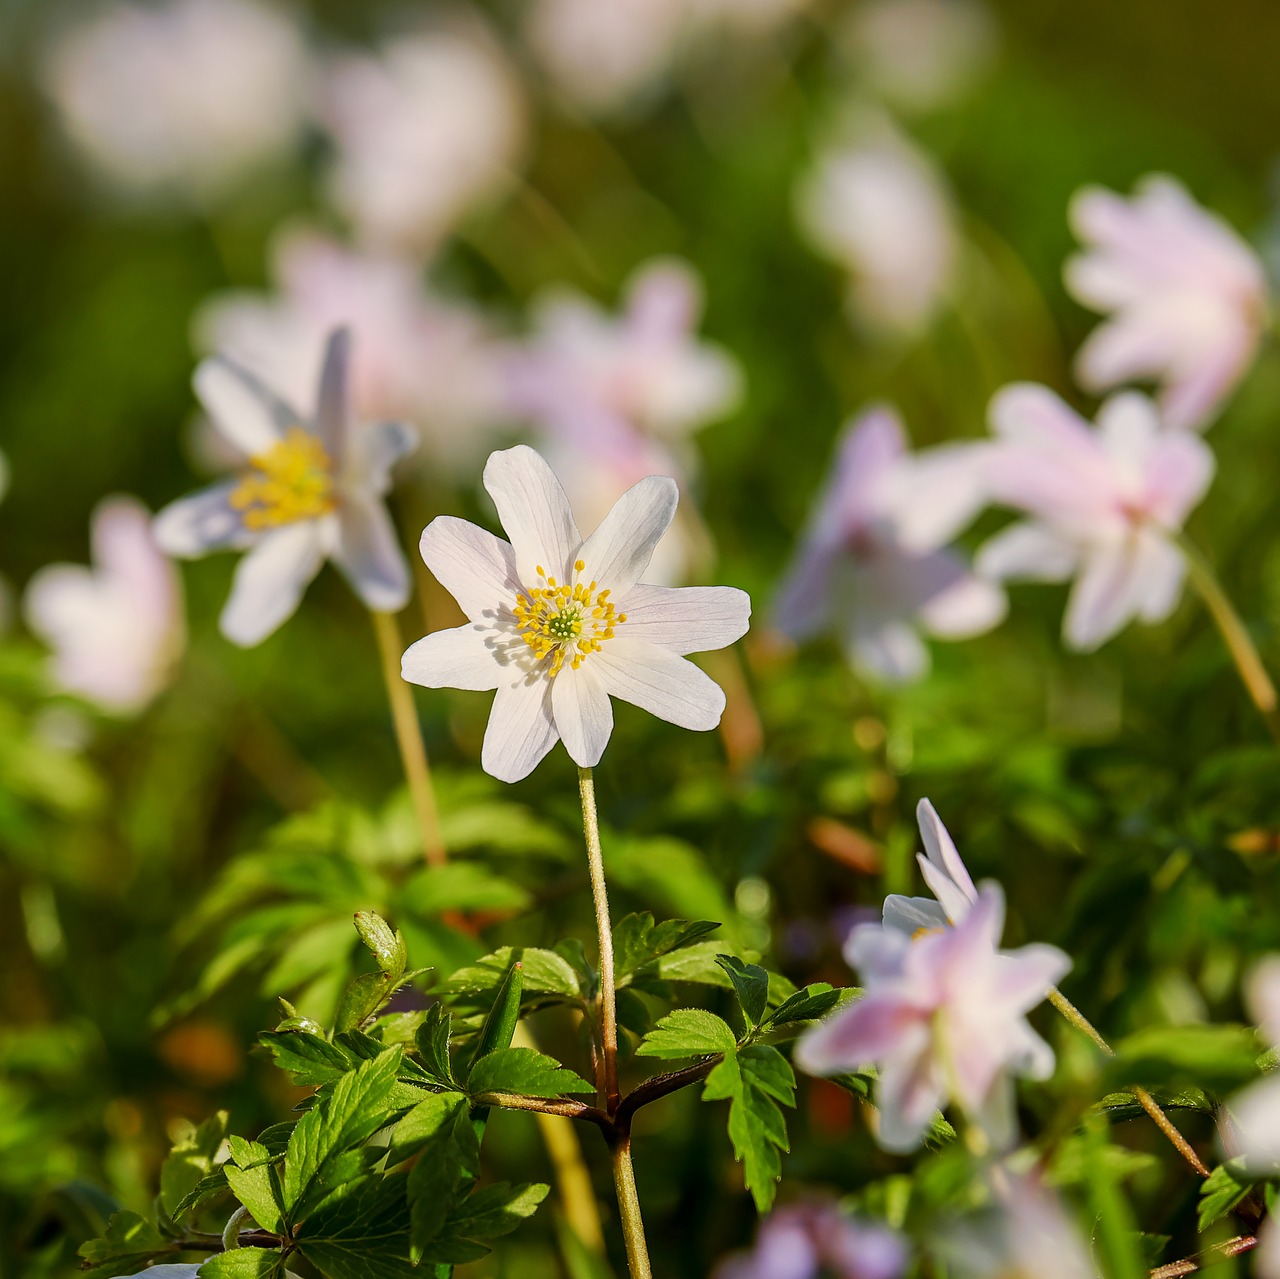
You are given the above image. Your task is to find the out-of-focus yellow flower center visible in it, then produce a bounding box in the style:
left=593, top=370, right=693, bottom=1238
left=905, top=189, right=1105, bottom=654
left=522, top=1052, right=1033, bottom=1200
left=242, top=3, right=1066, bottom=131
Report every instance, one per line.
left=513, top=559, right=627, bottom=677
left=229, top=427, right=335, bottom=532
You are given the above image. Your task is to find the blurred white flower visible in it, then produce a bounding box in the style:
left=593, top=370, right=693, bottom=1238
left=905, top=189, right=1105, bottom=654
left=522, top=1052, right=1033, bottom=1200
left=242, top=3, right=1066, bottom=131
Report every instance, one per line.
left=797, top=120, right=958, bottom=335
left=402, top=445, right=751, bottom=782
left=154, top=330, right=415, bottom=647
left=976, top=385, right=1215, bottom=651
left=42, top=0, right=309, bottom=202
left=196, top=229, right=507, bottom=474
left=843, top=0, right=997, bottom=114
left=882, top=798, right=980, bottom=933
left=714, top=1199, right=907, bottom=1279
left=24, top=496, right=184, bottom=713
left=1066, top=176, right=1268, bottom=431
left=945, top=1177, right=1094, bottom=1279
left=526, top=0, right=808, bottom=114
left=506, top=258, right=741, bottom=584
left=773, top=406, right=1004, bottom=683
left=796, top=884, right=1068, bottom=1152
left=321, top=27, right=525, bottom=253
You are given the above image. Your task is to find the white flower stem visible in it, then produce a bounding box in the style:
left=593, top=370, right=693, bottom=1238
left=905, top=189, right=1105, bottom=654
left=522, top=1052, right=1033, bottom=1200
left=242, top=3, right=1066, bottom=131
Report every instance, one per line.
left=576, top=766, right=653, bottom=1278
left=1046, top=986, right=1209, bottom=1178
left=371, top=609, right=445, bottom=866
left=1177, top=532, right=1280, bottom=745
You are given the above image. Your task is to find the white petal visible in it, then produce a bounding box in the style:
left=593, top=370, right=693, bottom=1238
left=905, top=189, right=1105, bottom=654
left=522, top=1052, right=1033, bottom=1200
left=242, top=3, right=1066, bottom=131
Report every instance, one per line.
left=975, top=522, right=1080, bottom=583
left=616, top=584, right=750, bottom=655
left=551, top=662, right=614, bottom=767
left=918, top=572, right=1006, bottom=638
left=402, top=624, right=502, bottom=691
left=152, top=481, right=252, bottom=557
left=1133, top=531, right=1186, bottom=623
left=882, top=894, right=949, bottom=934
left=1062, top=541, right=1146, bottom=651
left=847, top=619, right=929, bottom=683
left=346, top=420, right=416, bottom=496
left=483, top=446, right=581, bottom=587
left=314, top=328, right=352, bottom=459
left=481, top=676, right=560, bottom=783
left=332, top=497, right=410, bottom=612
left=577, top=475, right=679, bottom=597
left=882, top=442, right=993, bottom=553
left=591, top=637, right=726, bottom=731
left=219, top=522, right=325, bottom=647
left=194, top=355, right=300, bottom=458
left=916, top=799, right=979, bottom=906
left=419, top=516, right=519, bottom=624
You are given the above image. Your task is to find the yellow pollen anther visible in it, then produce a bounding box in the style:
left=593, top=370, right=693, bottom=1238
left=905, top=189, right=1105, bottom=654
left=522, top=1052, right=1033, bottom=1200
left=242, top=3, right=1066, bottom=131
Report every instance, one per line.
left=228, top=426, right=335, bottom=532
left=513, top=562, right=625, bottom=677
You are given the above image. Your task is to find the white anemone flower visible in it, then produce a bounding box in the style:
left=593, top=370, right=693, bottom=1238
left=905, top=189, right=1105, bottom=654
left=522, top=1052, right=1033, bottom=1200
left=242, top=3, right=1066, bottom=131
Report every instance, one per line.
left=882, top=798, right=980, bottom=934
left=24, top=496, right=184, bottom=713
left=154, top=329, right=415, bottom=647
left=402, top=445, right=751, bottom=782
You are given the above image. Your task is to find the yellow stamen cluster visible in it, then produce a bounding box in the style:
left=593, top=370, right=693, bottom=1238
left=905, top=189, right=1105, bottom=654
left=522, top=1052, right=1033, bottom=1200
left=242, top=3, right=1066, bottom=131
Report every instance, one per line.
left=513, top=558, right=628, bottom=677
left=228, top=426, right=336, bottom=532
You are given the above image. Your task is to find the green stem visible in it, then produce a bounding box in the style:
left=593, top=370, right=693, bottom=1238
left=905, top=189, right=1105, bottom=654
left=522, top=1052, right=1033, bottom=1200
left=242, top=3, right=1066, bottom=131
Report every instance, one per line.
left=1046, top=986, right=1209, bottom=1178
left=1177, top=532, right=1280, bottom=745
left=610, top=1137, right=653, bottom=1279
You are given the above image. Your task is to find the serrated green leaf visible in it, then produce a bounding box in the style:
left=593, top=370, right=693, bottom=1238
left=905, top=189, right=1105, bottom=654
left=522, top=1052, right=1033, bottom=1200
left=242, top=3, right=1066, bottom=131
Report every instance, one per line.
left=259, top=1031, right=355, bottom=1086
left=1198, top=1161, right=1257, bottom=1232
left=652, top=942, right=736, bottom=988
left=224, top=1164, right=284, bottom=1235
left=764, top=984, right=847, bottom=1028
left=716, top=956, right=769, bottom=1028
left=636, top=1009, right=737, bottom=1060
left=335, top=971, right=395, bottom=1034
left=613, top=914, right=722, bottom=984
left=408, top=1102, right=481, bottom=1262
left=283, top=1048, right=402, bottom=1218
left=415, top=1005, right=456, bottom=1087
left=446, top=948, right=581, bottom=1000
left=77, top=1210, right=173, bottom=1279
left=198, top=1247, right=284, bottom=1277
left=296, top=1173, right=418, bottom=1279
left=466, top=1047, right=594, bottom=1099
left=388, top=1092, right=468, bottom=1166
left=448, top=1181, right=549, bottom=1238
left=161, top=1110, right=229, bottom=1219
left=172, top=1170, right=232, bottom=1218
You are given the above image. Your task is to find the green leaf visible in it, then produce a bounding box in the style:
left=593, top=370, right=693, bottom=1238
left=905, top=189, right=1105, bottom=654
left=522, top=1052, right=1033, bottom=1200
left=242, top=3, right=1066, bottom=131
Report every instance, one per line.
left=398, top=862, right=533, bottom=915
left=198, top=1248, right=284, bottom=1277
left=466, top=1047, right=595, bottom=1099
left=1082, top=1113, right=1146, bottom=1279
left=613, top=913, right=721, bottom=984
left=415, top=1005, right=456, bottom=1087
left=388, top=1092, right=468, bottom=1166
left=446, top=948, right=581, bottom=1001
left=354, top=912, right=407, bottom=977
left=469, top=961, right=525, bottom=1070
left=296, top=1173, right=419, bottom=1279
left=764, top=984, right=846, bottom=1029
left=1198, top=1161, right=1258, bottom=1232
left=652, top=942, right=736, bottom=988
left=77, top=1210, right=173, bottom=1279
left=420, top=1181, right=551, bottom=1261
left=161, top=1110, right=229, bottom=1218
left=335, top=972, right=396, bottom=1034
left=408, top=1102, right=482, bottom=1262
left=1106, top=1025, right=1262, bottom=1093
left=283, top=1048, right=402, bottom=1217
left=259, top=1031, right=355, bottom=1086
left=716, top=955, right=769, bottom=1028
left=702, top=1045, right=796, bottom=1213
left=224, top=1162, right=284, bottom=1236
left=636, top=1009, right=737, bottom=1060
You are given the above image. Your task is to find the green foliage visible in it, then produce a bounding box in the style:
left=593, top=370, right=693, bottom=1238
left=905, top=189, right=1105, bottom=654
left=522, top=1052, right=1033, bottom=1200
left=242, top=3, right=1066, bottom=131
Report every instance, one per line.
left=1198, top=1161, right=1260, bottom=1232
left=636, top=1009, right=738, bottom=1060
left=77, top=1210, right=173, bottom=1279
left=465, top=1048, right=595, bottom=1099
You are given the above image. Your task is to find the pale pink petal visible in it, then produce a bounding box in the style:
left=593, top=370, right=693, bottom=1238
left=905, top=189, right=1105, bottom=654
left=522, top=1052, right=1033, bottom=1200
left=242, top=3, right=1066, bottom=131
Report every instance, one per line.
left=219, top=520, right=326, bottom=646
left=332, top=496, right=410, bottom=612
left=194, top=354, right=299, bottom=458
left=882, top=894, right=949, bottom=934
left=314, top=327, right=352, bottom=459
left=576, top=475, right=679, bottom=597
left=916, top=799, right=978, bottom=911
left=1131, top=532, right=1186, bottom=624
left=481, top=675, right=559, bottom=783
left=772, top=543, right=836, bottom=640
left=401, top=623, right=502, bottom=691
left=1062, top=541, right=1146, bottom=650
left=591, top=636, right=725, bottom=730
left=975, top=521, right=1079, bottom=583
left=419, top=516, right=519, bottom=624
left=483, top=445, right=582, bottom=586
left=1075, top=312, right=1174, bottom=392
left=882, top=441, right=993, bottom=553
left=1144, top=430, right=1214, bottom=526
left=917, top=572, right=1006, bottom=638
left=1160, top=336, right=1253, bottom=431
left=989, top=945, right=1071, bottom=1015
left=1248, top=956, right=1280, bottom=1048
left=794, top=993, right=927, bottom=1075
left=153, top=480, right=253, bottom=556
left=1227, top=1077, right=1280, bottom=1168
left=551, top=661, right=613, bottom=767
left=874, top=1045, right=945, bottom=1153
left=846, top=618, right=929, bottom=683
left=616, top=583, right=750, bottom=654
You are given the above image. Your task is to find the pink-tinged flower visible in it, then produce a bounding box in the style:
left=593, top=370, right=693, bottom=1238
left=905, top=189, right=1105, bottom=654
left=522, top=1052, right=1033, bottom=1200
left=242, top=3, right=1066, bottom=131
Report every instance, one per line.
left=844, top=0, right=998, bottom=115
left=773, top=407, right=1005, bottom=683
left=24, top=497, right=184, bottom=713
left=714, top=1200, right=907, bottom=1279
left=797, top=120, right=957, bottom=335
left=154, top=330, right=414, bottom=647
left=507, top=259, right=742, bottom=447
left=1065, top=176, right=1267, bottom=431
left=401, top=445, right=750, bottom=783
left=882, top=798, right=979, bottom=934
left=945, top=1176, right=1094, bottom=1279
left=976, top=385, right=1214, bottom=651
left=796, top=884, right=1069, bottom=1152
left=196, top=229, right=506, bottom=473
left=321, top=28, right=524, bottom=253
left=42, top=0, right=308, bottom=202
